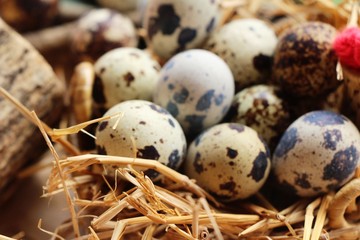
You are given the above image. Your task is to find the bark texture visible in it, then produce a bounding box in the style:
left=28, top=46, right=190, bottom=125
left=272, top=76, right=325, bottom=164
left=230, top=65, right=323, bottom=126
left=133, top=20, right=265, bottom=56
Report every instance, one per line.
left=0, top=18, right=64, bottom=194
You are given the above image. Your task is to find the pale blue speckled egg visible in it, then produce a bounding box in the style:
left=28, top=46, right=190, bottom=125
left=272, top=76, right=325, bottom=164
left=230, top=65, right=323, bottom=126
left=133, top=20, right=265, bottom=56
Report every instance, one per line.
left=273, top=110, right=360, bottom=197
left=153, top=49, right=235, bottom=138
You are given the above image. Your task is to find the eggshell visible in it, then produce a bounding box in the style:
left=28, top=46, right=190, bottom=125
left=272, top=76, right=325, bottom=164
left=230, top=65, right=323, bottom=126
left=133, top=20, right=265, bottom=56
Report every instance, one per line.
left=272, top=110, right=360, bottom=197
left=272, top=21, right=339, bottom=98
left=71, top=8, right=138, bottom=60
left=205, top=18, right=277, bottom=91
left=95, top=100, right=187, bottom=180
left=153, top=49, right=235, bottom=137
left=143, top=0, right=220, bottom=59
left=184, top=123, right=271, bottom=201
left=226, top=84, right=290, bottom=150
left=93, top=47, right=161, bottom=109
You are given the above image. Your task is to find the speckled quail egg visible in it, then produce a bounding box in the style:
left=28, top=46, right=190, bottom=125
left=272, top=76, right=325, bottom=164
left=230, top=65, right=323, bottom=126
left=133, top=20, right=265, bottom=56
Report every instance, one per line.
left=272, top=110, right=360, bottom=197
left=95, top=100, right=187, bottom=180
left=153, top=49, right=235, bottom=138
left=143, top=0, right=220, bottom=60
left=71, top=8, right=138, bottom=61
left=184, top=123, right=271, bottom=201
left=205, top=18, right=277, bottom=91
left=225, top=84, right=290, bottom=150
left=272, top=21, right=339, bottom=98
left=93, top=47, right=161, bottom=109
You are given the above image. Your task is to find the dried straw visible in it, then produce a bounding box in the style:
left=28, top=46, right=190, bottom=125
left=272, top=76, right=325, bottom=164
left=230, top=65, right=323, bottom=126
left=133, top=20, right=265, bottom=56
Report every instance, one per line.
left=2, top=67, right=360, bottom=240
left=1, top=1, right=360, bottom=239
left=0, top=234, right=17, bottom=240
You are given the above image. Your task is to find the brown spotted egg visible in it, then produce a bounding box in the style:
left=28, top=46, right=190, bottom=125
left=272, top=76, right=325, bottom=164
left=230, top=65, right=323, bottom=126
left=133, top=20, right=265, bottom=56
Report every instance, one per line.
left=272, top=110, right=360, bottom=197
left=93, top=47, right=161, bottom=109
left=272, top=21, right=339, bottom=98
left=184, top=123, right=271, bottom=201
left=226, top=84, right=290, bottom=150
left=95, top=100, right=187, bottom=180
left=71, top=8, right=138, bottom=60
left=205, top=18, right=277, bottom=91
left=143, top=0, right=220, bottom=60
left=153, top=49, right=235, bottom=138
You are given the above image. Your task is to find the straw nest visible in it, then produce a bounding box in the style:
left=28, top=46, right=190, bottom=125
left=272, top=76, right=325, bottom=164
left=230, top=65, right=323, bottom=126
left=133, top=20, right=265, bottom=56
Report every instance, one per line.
left=1, top=0, right=360, bottom=239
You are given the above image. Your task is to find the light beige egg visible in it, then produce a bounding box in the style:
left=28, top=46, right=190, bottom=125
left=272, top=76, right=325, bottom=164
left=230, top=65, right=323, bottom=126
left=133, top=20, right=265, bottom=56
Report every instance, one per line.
left=94, top=47, right=161, bottom=109
left=184, top=123, right=271, bottom=201
left=143, top=0, right=220, bottom=59
left=95, top=100, right=187, bottom=180
left=205, top=18, right=277, bottom=91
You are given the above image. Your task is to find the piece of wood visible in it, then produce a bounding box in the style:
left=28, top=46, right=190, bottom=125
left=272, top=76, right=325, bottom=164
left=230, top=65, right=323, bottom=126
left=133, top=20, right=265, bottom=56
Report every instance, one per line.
left=0, top=17, right=65, bottom=197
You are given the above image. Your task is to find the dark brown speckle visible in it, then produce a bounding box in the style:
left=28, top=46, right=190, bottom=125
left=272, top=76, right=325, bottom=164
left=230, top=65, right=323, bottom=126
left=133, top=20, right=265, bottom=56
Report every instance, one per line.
left=137, top=145, right=160, bottom=160
left=193, top=152, right=204, bottom=174
left=219, top=180, right=236, bottom=192
left=98, top=121, right=108, bottom=131
left=123, top=72, right=135, bottom=87
left=226, top=147, right=238, bottom=159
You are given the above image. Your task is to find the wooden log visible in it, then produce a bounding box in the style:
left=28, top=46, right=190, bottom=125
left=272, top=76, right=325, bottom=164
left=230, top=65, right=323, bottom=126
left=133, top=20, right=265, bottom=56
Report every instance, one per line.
left=0, top=17, right=65, bottom=197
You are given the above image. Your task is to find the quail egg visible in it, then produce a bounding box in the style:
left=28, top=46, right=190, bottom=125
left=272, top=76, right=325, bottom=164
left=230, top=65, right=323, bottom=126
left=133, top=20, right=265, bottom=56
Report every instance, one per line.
left=95, top=100, right=187, bottom=180
left=143, top=0, right=220, bottom=60
left=93, top=47, right=161, bottom=109
left=272, top=21, right=339, bottom=98
left=272, top=110, right=360, bottom=197
left=184, top=123, right=271, bottom=201
left=205, top=18, right=277, bottom=91
left=153, top=49, right=235, bottom=138
left=225, top=84, right=290, bottom=150
left=71, top=8, right=138, bottom=61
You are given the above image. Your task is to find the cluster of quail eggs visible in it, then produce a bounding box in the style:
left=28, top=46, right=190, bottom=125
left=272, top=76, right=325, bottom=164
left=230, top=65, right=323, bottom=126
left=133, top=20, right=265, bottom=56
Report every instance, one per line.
left=68, top=0, right=360, bottom=202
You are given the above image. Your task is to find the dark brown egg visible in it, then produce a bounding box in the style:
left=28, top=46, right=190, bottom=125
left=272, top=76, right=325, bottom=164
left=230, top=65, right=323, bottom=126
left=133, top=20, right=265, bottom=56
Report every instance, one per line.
left=272, top=21, right=339, bottom=98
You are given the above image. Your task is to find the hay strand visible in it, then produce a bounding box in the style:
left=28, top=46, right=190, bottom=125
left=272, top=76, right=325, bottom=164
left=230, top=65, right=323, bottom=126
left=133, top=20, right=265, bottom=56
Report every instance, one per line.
left=0, top=87, right=80, bottom=155
left=303, top=197, right=321, bottom=240
left=310, top=194, right=332, bottom=240
left=31, top=111, right=81, bottom=237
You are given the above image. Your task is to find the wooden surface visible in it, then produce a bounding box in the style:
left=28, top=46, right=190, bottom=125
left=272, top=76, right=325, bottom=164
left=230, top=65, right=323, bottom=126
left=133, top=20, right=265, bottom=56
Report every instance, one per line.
left=0, top=17, right=65, bottom=198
